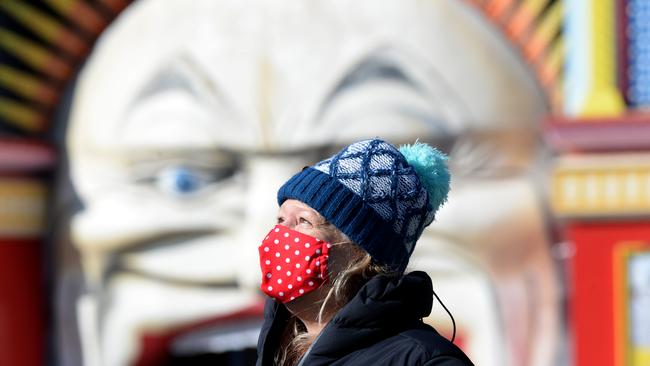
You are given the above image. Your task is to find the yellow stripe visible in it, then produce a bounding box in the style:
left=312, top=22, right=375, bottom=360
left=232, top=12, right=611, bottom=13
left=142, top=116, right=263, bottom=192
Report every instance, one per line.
left=0, top=97, right=44, bottom=132
left=545, top=37, right=564, bottom=76
left=0, top=65, right=54, bottom=104
left=0, top=1, right=67, bottom=44
left=0, top=179, right=46, bottom=237
left=550, top=80, right=564, bottom=112
left=0, top=29, right=50, bottom=67
left=45, top=0, right=107, bottom=35
left=0, top=29, right=71, bottom=80
left=537, top=37, right=564, bottom=87
left=633, top=348, right=650, bottom=366
left=506, top=0, right=549, bottom=39
left=44, top=0, right=76, bottom=14
left=519, top=0, right=547, bottom=20
left=0, top=180, right=45, bottom=196
left=537, top=0, right=563, bottom=35
left=530, top=1, right=563, bottom=52
left=581, top=0, right=625, bottom=116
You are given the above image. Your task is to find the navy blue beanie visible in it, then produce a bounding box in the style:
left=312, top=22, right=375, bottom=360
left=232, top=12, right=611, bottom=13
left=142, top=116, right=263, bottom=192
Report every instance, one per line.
left=277, top=138, right=450, bottom=271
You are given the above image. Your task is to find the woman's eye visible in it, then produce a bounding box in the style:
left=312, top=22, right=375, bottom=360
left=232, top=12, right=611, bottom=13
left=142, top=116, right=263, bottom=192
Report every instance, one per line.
left=299, top=217, right=312, bottom=226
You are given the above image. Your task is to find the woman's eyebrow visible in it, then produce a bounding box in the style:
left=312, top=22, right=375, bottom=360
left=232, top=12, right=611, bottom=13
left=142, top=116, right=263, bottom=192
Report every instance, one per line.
left=298, top=209, right=319, bottom=220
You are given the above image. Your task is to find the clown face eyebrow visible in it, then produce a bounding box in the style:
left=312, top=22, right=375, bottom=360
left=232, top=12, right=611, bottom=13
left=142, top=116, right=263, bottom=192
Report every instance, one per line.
left=316, top=49, right=424, bottom=120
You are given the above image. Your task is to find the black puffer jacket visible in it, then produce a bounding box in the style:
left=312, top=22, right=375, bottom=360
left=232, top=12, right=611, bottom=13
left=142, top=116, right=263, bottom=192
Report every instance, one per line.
left=256, top=271, right=474, bottom=365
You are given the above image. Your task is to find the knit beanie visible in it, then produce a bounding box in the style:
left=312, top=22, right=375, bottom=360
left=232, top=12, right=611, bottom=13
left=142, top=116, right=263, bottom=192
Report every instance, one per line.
left=277, top=138, right=450, bottom=271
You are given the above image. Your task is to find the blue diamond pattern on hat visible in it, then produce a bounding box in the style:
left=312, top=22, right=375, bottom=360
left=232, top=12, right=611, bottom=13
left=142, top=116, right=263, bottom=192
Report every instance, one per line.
left=279, top=138, right=449, bottom=270
left=314, top=139, right=434, bottom=253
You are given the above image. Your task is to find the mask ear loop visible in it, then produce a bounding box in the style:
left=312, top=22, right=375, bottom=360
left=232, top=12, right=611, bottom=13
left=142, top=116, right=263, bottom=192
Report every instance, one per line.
left=432, top=288, right=456, bottom=343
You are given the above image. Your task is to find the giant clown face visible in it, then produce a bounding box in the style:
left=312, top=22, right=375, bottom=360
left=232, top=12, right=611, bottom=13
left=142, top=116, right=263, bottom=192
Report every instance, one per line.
left=65, top=0, right=550, bottom=365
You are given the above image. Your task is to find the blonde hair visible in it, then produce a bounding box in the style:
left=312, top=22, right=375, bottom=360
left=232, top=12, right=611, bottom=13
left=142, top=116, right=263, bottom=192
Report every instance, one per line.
left=274, top=223, right=395, bottom=365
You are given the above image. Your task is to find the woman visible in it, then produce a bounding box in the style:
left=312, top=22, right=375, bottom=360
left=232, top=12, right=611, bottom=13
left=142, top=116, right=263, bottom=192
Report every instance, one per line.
left=256, top=138, right=473, bottom=365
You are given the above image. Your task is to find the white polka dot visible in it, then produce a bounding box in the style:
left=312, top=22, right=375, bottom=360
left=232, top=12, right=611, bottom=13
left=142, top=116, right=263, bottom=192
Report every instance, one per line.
left=265, top=260, right=271, bottom=265
left=276, top=265, right=281, bottom=270
left=294, top=250, right=300, bottom=255
left=316, top=239, right=322, bottom=243
left=305, top=243, right=310, bottom=248
left=288, top=284, right=293, bottom=289
left=268, top=286, right=273, bottom=291
left=327, top=243, right=332, bottom=248
left=308, top=281, right=314, bottom=286
left=305, top=256, right=310, bottom=261
left=275, top=252, right=281, bottom=258
left=284, top=232, right=289, bottom=237
left=318, top=274, right=322, bottom=278
left=277, top=279, right=282, bottom=284
left=306, top=269, right=312, bottom=274
left=285, top=258, right=290, bottom=263
left=264, top=247, right=269, bottom=252
left=266, top=273, right=271, bottom=278
left=291, top=296, right=295, bottom=300
left=279, top=292, right=284, bottom=297
left=274, top=228, right=280, bottom=232
left=297, top=276, right=302, bottom=281
left=315, top=249, right=321, bottom=255
left=284, top=245, right=290, bottom=250
left=295, top=263, right=301, bottom=268
left=315, top=261, right=320, bottom=266
left=299, top=289, right=304, bottom=294
left=274, top=239, right=279, bottom=244
left=294, top=238, right=300, bottom=242
left=286, top=271, right=292, bottom=276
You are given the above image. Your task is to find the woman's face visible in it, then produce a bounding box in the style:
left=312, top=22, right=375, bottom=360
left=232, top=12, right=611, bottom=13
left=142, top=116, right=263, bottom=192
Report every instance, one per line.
left=274, top=199, right=370, bottom=325
left=276, top=199, right=363, bottom=273
left=275, top=199, right=348, bottom=310
left=276, top=199, right=332, bottom=242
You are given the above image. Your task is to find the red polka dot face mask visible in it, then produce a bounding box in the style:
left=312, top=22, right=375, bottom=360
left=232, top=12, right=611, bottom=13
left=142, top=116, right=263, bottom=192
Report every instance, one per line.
left=258, top=225, right=331, bottom=303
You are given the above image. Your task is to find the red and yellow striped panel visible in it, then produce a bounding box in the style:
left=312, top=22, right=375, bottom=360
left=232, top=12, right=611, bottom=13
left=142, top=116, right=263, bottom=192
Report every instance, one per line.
left=97, top=0, right=130, bottom=15
left=506, top=0, right=549, bottom=42
left=0, top=1, right=88, bottom=58
left=484, top=0, right=519, bottom=23
left=0, top=29, right=73, bottom=82
left=45, top=0, right=109, bottom=36
left=536, top=36, right=564, bottom=89
left=524, top=0, right=563, bottom=63
left=0, top=97, right=46, bottom=132
left=0, top=65, right=58, bottom=107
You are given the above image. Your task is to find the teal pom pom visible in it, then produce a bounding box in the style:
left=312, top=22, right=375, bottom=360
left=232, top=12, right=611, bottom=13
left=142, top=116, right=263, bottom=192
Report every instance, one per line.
left=399, top=142, right=450, bottom=213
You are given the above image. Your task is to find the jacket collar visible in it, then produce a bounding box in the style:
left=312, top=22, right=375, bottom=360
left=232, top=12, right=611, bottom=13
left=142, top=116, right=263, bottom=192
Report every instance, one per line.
left=256, top=271, right=434, bottom=365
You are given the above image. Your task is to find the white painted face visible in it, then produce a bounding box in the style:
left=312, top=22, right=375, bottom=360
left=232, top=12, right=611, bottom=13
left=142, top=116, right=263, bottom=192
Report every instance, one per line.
left=65, top=0, right=545, bottom=364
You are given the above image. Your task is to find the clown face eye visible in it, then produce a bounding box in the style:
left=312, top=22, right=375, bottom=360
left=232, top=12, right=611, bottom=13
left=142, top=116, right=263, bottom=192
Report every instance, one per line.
left=131, top=154, right=238, bottom=198
left=157, top=166, right=207, bottom=196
